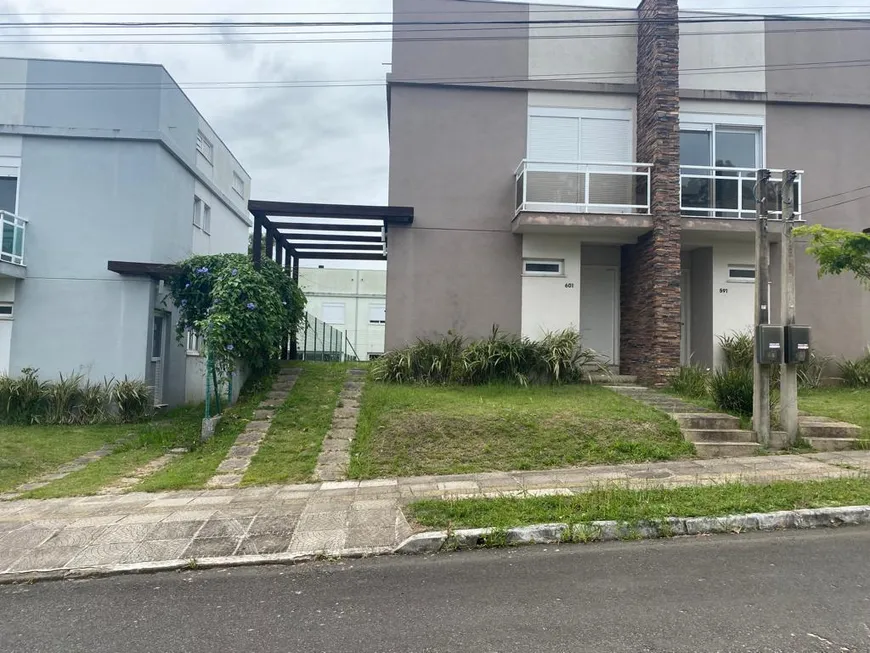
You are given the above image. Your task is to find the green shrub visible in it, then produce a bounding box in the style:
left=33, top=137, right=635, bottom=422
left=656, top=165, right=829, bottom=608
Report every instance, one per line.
left=710, top=367, right=754, bottom=415
left=718, top=330, right=755, bottom=371
left=668, top=364, right=710, bottom=398
left=797, top=352, right=834, bottom=389
left=0, top=370, right=152, bottom=425
left=839, top=349, right=870, bottom=388
left=373, top=327, right=604, bottom=386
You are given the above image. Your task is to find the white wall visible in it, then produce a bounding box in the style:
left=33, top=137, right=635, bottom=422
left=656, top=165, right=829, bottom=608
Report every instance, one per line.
left=711, top=241, right=756, bottom=368
left=529, top=6, right=637, bottom=84
left=521, top=234, right=582, bottom=341
left=298, top=268, right=387, bottom=359
left=0, top=278, right=15, bottom=374
left=191, top=179, right=249, bottom=256
left=0, top=59, right=27, bottom=126
left=680, top=12, right=766, bottom=93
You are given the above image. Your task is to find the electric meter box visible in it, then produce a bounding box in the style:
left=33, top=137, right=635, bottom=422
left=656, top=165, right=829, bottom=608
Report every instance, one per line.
left=784, top=325, right=812, bottom=364
left=756, top=325, right=784, bottom=365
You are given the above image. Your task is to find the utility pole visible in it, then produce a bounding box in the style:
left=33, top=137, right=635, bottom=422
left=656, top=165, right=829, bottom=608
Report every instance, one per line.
left=753, top=169, right=771, bottom=447
left=780, top=170, right=798, bottom=444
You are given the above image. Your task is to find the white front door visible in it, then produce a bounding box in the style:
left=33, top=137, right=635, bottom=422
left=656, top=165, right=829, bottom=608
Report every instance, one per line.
left=681, top=269, right=691, bottom=365
left=580, top=266, right=618, bottom=365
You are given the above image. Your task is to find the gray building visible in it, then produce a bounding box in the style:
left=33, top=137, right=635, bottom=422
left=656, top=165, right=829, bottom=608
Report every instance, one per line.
left=0, top=57, right=252, bottom=405
left=385, top=0, right=870, bottom=384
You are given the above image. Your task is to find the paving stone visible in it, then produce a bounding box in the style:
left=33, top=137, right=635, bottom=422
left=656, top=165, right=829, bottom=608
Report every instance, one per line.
left=233, top=432, right=265, bottom=446
left=236, top=534, right=292, bottom=556
left=252, top=410, right=275, bottom=421
left=196, top=518, right=252, bottom=539
left=66, top=542, right=140, bottom=568
left=118, top=512, right=170, bottom=525
left=329, top=428, right=356, bottom=441
left=125, top=539, right=191, bottom=563
left=145, top=497, right=195, bottom=509
left=207, top=474, right=243, bottom=488
left=247, top=515, right=299, bottom=535
left=334, top=407, right=359, bottom=420
left=0, top=527, right=58, bottom=550
left=9, top=546, right=82, bottom=572
left=216, top=458, right=250, bottom=473
left=146, top=521, right=206, bottom=540
left=90, top=523, right=156, bottom=545
left=265, top=391, right=289, bottom=401
left=227, top=445, right=259, bottom=459
left=358, top=479, right=398, bottom=489
left=321, top=439, right=351, bottom=454
left=183, top=537, right=241, bottom=558
left=245, top=421, right=271, bottom=433
left=42, top=526, right=105, bottom=548
left=296, top=511, right=348, bottom=532
left=289, top=529, right=346, bottom=553
left=189, top=495, right=235, bottom=507
left=349, top=510, right=398, bottom=530
left=0, top=548, right=26, bottom=572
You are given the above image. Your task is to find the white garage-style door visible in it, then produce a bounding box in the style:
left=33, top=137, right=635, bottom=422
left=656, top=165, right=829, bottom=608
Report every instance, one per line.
left=580, top=266, right=619, bottom=365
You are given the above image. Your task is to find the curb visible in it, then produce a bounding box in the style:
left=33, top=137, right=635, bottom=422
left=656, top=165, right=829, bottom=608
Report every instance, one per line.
left=392, top=505, right=870, bottom=553
left=0, top=546, right=393, bottom=586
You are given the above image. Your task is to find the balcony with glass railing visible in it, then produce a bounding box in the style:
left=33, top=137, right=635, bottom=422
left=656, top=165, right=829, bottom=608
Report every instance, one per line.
left=515, top=160, right=652, bottom=215
left=0, top=210, right=26, bottom=268
left=680, top=166, right=803, bottom=220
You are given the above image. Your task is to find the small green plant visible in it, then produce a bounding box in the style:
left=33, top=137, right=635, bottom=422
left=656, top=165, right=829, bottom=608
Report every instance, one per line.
left=3, top=368, right=47, bottom=424
left=42, top=372, right=86, bottom=425
left=667, top=364, right=710, bottom=398
left=710, top=367, right=754, bottom=415
left=838, top=349, right=870, bottom=388
left=112, top=377, right=155, bottom=423
left=797, top=352, right=834, bottom=389
left=372, top=327, right=604, bottom=386
left=718, top=330, right=755, bottom=371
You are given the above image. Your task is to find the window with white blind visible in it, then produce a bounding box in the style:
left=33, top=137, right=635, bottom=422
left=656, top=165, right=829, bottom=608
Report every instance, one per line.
left=526, top=108, right=633, bottom=207
left=368, top=304, right=386, bottom=325
left=322, top=303, right=346, bottom=325
left=196, top=131, right=214, bottom=163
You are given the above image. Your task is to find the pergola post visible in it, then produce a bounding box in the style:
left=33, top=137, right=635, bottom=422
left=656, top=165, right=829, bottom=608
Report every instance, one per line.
left=265, top=228, right=274, bottom=261
left=252, top=213, right=263, bottom=269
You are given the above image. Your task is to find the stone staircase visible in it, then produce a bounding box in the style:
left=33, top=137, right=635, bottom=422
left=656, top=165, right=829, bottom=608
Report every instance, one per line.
left=607, top=386, right=760, bottom=459
left=608, top=385, right=865, bottom=458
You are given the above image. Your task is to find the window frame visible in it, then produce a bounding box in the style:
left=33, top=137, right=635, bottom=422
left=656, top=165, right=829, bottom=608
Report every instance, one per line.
left=523, top=259, right=564, bottom=277
left=193, top=196, right=203, bottom=228
left=727, top=265, right=756, bottom=283
left=202, top=203, right=212, bottom=235
left=185, top=330, right=203, bottom=356
left=368, top=304, right=386, bottom=325
left=196, top=131, right=214, bottom=164
left=232, top=172, right=245, bottom=198
left=526, top=107, right=634, bottom=165
left=0, top=302, right=12, bottom=319
left=322, top=302, right=346, bottom=325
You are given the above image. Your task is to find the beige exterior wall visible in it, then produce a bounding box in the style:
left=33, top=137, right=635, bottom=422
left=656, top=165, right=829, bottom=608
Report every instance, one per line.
left=679, top=11, right=766, bottom=93
left=528, top=6, right=637, bottom=84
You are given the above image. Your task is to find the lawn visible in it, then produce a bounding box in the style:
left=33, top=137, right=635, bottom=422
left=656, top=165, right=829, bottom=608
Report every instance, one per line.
left=242, top=362, right=349, bottom=486
left=799, top=388, right=870, bottom=437
left=0, top=424, right=129, bottom=493
left=408, top=476, right=870, bottom=530
left=348, top=383, right=693, bottom=479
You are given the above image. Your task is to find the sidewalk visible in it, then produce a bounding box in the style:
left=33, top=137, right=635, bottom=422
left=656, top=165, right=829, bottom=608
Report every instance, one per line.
left=2, top=450, right=869, bottom=582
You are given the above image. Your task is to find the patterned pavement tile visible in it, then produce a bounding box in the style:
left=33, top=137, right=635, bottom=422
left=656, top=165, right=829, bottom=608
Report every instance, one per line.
left=66, top=542, right=140, bottom=568
left=196, top=518, right=252, bottom=539
left=9, top=546, right=81, bottom=572
left=0, top=527, right=59, bottom=550
left=90, top=523, right=157, bottom=545
left=145, top=521, right=206, bottom=541
left=125, top=539, right=191, bottom=563
left=236, top=534, right=292, bottom=556
left=183, top=537, right=241, bottom=558
left=41, top=526, right=105, bottom=548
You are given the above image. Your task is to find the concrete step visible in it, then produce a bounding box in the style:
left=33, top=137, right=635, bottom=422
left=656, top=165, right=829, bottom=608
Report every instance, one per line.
left=804, top=437, right=866, bottom=452
left=799, top=417, right=863, bottom=440
left=674, top=413, right=742, bottom=430
left=693, top=442, right=763, bottom=459
left=589, top=374, right=637, bottom=385
left=683, top=429, right=757, bottom=444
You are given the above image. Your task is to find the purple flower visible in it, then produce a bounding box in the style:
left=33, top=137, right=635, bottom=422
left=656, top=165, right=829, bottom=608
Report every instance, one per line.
left=185, top=283, right=191, bottom=289
left=231, top=269, right=239, bottom=276
left=226, top=344, right=234, bottom=351
left=195, top=266, right=210, bottom=275
left=247, top=302, right=256, bottom=310
left=181, top=299, right=187, bottom=306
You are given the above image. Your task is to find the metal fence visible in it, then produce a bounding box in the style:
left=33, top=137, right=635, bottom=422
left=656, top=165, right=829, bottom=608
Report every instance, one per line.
left=294, top=313, right=359, bottom=362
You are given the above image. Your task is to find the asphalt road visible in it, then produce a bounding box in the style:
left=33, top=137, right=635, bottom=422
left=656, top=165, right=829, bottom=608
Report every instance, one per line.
left=2, top=527, right=869, bottom=653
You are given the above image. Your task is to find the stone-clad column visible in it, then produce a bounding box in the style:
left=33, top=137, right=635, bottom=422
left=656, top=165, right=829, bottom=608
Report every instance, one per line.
left=621, top=0, right=681, bottom=386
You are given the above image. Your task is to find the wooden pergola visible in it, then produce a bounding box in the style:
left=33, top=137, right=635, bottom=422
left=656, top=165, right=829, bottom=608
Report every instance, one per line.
left=247, top=200, right=414, bottom=280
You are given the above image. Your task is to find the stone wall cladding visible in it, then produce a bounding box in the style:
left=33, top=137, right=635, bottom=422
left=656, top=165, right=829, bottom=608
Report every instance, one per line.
left=621, top=0, right=681, bottom=386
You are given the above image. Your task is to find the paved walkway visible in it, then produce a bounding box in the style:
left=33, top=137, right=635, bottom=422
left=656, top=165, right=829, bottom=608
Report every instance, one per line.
left=1, top=450, right=869, bottom=581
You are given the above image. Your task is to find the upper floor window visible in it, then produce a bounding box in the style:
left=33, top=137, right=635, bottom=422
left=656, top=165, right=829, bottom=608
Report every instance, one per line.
left=196, top=131, right=214, bottom=164
left=679, top=118, right=762, bottom=218
left=232, top=172, right=245, bottom=198
left=0, top=177, right=17, bottom=214
left=527, top=108, right=632, bottom=165
left=368, top=304, right=386, bottom=325
left=193, top=196, right=211, bottom=234
left=322, top=303, right=346, bottom=325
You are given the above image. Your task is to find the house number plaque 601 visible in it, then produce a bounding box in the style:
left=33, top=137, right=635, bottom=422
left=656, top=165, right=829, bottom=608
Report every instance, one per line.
left=565, top=283, right=575, bottom=289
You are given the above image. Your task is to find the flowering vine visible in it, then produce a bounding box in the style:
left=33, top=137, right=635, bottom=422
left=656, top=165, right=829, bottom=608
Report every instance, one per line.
left=167, top=254, right=306, bottom=378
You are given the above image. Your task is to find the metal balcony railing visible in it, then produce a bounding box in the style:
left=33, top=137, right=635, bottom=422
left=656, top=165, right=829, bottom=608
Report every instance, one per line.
left=0, top=211, right=26, bottom=266
left=515, top=160, right=652, bottom=215
left=680, top=166, right=803, bottom=220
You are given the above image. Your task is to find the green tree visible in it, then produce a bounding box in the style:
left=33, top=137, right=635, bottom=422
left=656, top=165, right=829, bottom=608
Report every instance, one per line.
left=794, top=224, right=870, bottom=287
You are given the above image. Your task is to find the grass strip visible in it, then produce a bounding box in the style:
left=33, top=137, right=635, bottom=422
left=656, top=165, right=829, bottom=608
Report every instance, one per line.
left=349, top=383, right=692, bottom=479
left=242, top=362, right=348, bottom=486
left=408, top=476, right=870, bottom=530
left=134, top=372, right=275, bottom=492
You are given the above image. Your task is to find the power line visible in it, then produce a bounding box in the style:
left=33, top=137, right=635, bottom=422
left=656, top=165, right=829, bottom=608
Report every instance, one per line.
left=802, top=192, right=870, bottom=216
left=0, top=58, right=866, bottom=91
left=802, top=183, right=870, bottom=205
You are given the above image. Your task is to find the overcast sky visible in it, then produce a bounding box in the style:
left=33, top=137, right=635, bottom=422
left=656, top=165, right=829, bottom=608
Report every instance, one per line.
left=0, top=0, right=865, bottom=210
